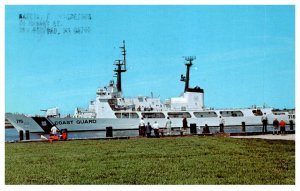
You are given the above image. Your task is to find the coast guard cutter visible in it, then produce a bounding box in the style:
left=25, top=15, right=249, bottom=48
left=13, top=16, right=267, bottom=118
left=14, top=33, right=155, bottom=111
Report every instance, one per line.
left=5, top=41, right=294, bottom=133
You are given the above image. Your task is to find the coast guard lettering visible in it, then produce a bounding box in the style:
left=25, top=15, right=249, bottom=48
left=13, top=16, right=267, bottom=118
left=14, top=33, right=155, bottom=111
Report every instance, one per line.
left=54, top=119, right=96, bottom=125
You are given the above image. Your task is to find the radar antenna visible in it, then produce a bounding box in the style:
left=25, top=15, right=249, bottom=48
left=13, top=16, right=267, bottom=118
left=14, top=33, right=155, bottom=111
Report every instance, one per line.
left=181, top=56, right=196, bottom=92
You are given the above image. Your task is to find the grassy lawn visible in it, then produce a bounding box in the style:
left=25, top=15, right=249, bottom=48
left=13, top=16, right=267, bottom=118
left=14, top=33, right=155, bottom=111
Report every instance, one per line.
left=5, top=136, right=295, bottom=184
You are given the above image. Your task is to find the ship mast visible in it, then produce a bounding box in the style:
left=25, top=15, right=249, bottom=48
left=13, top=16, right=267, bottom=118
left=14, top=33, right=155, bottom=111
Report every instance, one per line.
left=114, top=40, right=127, bottom=92
left=181, top=56, right=196, bottom=92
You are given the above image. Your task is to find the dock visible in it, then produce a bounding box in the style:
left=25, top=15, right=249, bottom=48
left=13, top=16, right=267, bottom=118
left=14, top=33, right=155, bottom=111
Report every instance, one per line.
left=6, top=136, right=130, bottom=143
left=6, top=129, right=295, bottom=143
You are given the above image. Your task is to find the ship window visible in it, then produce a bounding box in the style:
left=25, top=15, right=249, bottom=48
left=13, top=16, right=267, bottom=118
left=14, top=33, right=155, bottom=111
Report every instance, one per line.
left=122, top=113, right=129, bottom=118
left=220, top=110, right=244, bottom=117
left=273, top=112, right=285, bottom=115
left=115, top=112, right=139, bottom=118
left=167, top=112, right=191, bottom=118
left=194, top=112, right=217, bottom=118
left=142, top=112, right=165, bottom=118
left=271, top=109, right=287, bottom=116
left=115, top=113, right=122, bottom=118
left=252, top=109, right=263, bottom=116
left=130, top=112, right=139, bottom=118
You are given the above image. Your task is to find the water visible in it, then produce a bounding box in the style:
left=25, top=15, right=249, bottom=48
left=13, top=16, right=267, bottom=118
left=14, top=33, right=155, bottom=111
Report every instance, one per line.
left=6, top=125, right=294, bottom=142
left=5, top=128, right=20, bottom=142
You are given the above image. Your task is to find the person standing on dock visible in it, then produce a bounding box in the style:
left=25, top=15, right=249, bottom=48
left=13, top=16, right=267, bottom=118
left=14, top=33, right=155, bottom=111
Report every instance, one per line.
left=165, top=117, right=172, bottom=135
left=219, top=116, right=225, bottom=133
left=50, top=125, right=59, bottom=136
left=153, top=121, right=160, bottom=138
left=145, top=122, right=152, bottom=138
left=182, top=117, right=188, bottom=130
left=139, top=117, right=146, bottom=137
left=261, top=113, right=268, bottom=133
left=272, top=118, right=279, bottom=135
left=279, top=120, right=286, bottom=135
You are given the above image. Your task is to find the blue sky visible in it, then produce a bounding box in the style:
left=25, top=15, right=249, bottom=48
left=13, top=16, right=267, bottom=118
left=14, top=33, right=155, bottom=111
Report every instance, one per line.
left=5, top=5, right=295, bottom=115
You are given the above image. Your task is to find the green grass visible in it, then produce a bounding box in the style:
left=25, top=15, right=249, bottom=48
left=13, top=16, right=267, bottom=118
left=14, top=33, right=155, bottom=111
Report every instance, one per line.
left=5, top=136, right=295, bottom=184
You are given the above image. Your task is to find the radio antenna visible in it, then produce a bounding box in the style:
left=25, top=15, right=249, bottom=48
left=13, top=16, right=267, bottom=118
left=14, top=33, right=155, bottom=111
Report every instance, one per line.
left=114, top=41, right=127, bottom=92
left=181, top=56, right=196, bottom=92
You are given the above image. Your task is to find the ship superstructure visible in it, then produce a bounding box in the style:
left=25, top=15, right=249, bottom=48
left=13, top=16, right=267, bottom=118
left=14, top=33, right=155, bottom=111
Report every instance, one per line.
left=74, top=42, right=205, bottom=119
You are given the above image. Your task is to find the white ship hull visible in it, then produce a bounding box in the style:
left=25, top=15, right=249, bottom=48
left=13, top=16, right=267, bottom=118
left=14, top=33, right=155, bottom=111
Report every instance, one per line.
left=5, top=108, right=291, bottom=133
